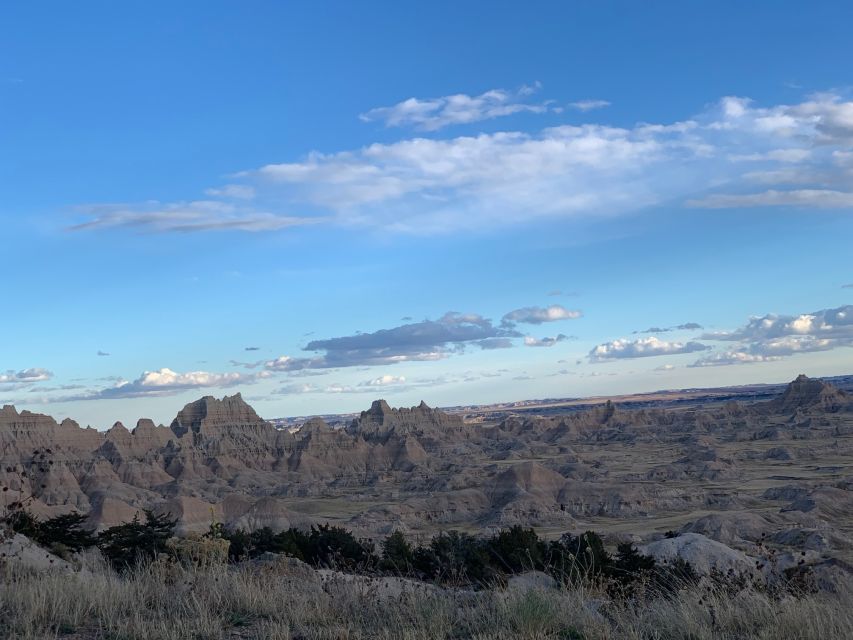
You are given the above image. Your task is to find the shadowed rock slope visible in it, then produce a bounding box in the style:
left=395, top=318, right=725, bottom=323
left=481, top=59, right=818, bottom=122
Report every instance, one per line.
left=0, top=377, right=851, bottom=578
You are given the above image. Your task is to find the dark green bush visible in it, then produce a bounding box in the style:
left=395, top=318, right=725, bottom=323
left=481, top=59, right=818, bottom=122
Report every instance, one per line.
left=7, top=509, right=41, bottom=539
left=218, top=526, right=308, bottom=561
left=413, top=530, right=495, bottom=586
left=53, top=509, right=682, bottom=597
left=303, top=524, right=375, bottom=570
left=220, top=524, right=371, bottom=569
left=7, top=510, right=97, bottom=555
left=35, top=513, right=97, bottom=552
left=546, top=531, right=612, bottom=584
left=380, top=530, right=415, bottom=573
left=486, top=525, right=547, bottom=573
left=97, top=510, right=176, bottom=570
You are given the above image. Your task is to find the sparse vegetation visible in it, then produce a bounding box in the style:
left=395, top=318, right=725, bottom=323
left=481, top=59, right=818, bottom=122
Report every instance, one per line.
left=0, top=551, right=849, bottom=640
left=96, top=510, right=177, bottom=570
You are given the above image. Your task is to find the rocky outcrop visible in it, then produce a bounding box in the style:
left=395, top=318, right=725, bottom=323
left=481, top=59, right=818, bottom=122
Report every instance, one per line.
left=768, top=375, right=848, bottom=413
left=0, top=374, right=849, bottom=566
left=640, top=533, right=757, bottom=576
left=171, top=393, right=267, bottom=437
left=348, top=400, right=465, bottom=442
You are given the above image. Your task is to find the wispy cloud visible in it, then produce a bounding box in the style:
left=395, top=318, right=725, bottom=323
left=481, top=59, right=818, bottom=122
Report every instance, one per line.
left=502, top=305, right=582, bottom=325
left=589, top=337, right=709, bottom=362
left=255, top=304, right=583, bottom=372
left=524, top=334, right=570, bottom=347
left=0, top=368, right=53, bottom=384
left=275, top=373, right=455, bottom=396
left=359, top=84, right=554, bottom=131
left=689, top=351, right=782, bottom=367
left=69, top=201, right=320, bottom=233
left=203, top=184, right=256, bottom=199
left=688, top=189, right=853, bottom=209
left=68, top=91, right=853, bottom=236
left=474, top=338, right=515, bottom=350
left=294, top=311, right=521, bottom=368
left=634, top=322, right=703, bottom=334
left=359, top=374, right=407, bottom=387
left=68, top=368, right=270, bottom=400
left=568, top=99, right=610, bottom=112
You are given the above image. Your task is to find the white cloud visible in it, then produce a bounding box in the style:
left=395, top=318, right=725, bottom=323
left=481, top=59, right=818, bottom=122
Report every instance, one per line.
left=703, top=306, right=852, bottom=343
left=359, top=374, right=407, bottom=387
left=729, top=149, right=812, bottom=163
left=262, top=311, right=521, bottom=371
left=275, top=373, right=452, bottom=396
left=69, top=91, right=853, bottom=235
left=523, top=334, right=569, bottom=347
left=502, top=305, right=582, bottom=325
left=251, top=124, right=679, bottom=233
left=689, top=189, right=853, bottom=209
left=0, top=368, right=53, bottom=384
left=568, top=99, right=610, bottom=112
left=689, top=351, right=781, bottom=367
left=359, top=84, right=553, bottom=131
left=695, top=304, right=853, bottom=366
left=69, top=200, right=320, bottom=233
left=204, top=184, right=256, bottom=199
left=70, top=367, right=269, bottom=400
left=589, top=336, right=709, bottom=362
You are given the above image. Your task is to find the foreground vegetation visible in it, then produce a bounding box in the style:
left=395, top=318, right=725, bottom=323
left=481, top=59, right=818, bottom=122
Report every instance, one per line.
left=7, top=510, right=697, bottom=593
left=1, top=511, right=851, bottom=639
left=0, top=469, right=842, bottom=640
left=0, top=552, right=851, bottom=640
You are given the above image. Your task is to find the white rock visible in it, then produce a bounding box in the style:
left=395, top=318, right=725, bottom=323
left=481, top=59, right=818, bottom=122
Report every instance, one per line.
left=639, top=533, right=757, bottom=576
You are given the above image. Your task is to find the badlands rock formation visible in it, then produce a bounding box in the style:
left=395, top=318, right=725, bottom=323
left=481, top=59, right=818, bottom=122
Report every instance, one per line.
left=1, top=376, right=852, bottom=580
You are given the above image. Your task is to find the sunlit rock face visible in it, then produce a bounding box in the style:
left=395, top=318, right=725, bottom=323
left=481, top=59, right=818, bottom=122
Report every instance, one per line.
left=768, top=374, right=848, bottom=413
left=0, top=375, right=851, bottom=584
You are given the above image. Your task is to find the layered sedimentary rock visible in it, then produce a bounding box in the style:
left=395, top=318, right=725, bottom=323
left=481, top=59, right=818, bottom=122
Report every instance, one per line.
left=767, top=374, right=849, bottom=413
left=0, top=377, right=851, bottom=581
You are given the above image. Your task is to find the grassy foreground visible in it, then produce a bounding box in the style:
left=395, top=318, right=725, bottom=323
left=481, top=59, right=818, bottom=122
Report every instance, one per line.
left=0, top=553, right=851, bottom=640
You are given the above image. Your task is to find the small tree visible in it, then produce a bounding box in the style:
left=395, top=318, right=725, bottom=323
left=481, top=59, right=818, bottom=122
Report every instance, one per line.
left=414, top=530, right=494, bottom=586
left=6, top=509, right=40, bottom=539
left=380, top=530, right=415, bottom=574
left=35, top=513, right=97, bottom=553
left=97, top=510, right=176, bottom=570
left=304, top=524, right=375, bottom=570
left=274, top=528, right=309, bottom=560
left=223, top=528, right=252, bottom=561
left=486, top=526, right=546, bottom=574
left=547, top=531, right=612, bottom=584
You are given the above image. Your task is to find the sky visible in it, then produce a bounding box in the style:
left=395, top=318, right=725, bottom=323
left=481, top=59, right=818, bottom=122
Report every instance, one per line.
left=2, top=1, right=852, bottom=428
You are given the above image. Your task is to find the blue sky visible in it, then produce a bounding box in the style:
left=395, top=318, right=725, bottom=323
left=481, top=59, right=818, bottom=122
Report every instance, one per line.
left=2, top=1, right=852, bottom=427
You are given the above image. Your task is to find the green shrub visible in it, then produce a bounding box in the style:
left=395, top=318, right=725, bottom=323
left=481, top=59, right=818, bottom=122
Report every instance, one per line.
left=7, top=510, right=97, bottom=557
left=6, top=509, right=41, bottom=538
left=380, top=529, right=415, bottom=574
left=486, top=525, right=546, bottom=573
left=413, top=530, right=495, bottom=586
left=303, top=524, right=375, bottom=570
left=34, top=513, right=97, bottom=552
left=97, top=510, right=176, bottom=570
left=547, top=531, right=612, bottom=584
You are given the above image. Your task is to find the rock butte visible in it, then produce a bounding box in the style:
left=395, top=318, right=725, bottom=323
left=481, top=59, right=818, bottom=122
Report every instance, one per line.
left=1, top=376, right=852, bottom=585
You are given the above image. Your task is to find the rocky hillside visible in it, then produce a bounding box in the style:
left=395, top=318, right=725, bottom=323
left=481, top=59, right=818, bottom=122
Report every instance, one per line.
left=1, top=376, right=852, bottom=582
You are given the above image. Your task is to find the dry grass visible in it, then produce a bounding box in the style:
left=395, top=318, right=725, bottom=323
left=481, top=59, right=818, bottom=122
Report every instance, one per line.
left=0, top=554, right=851, bottom=639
